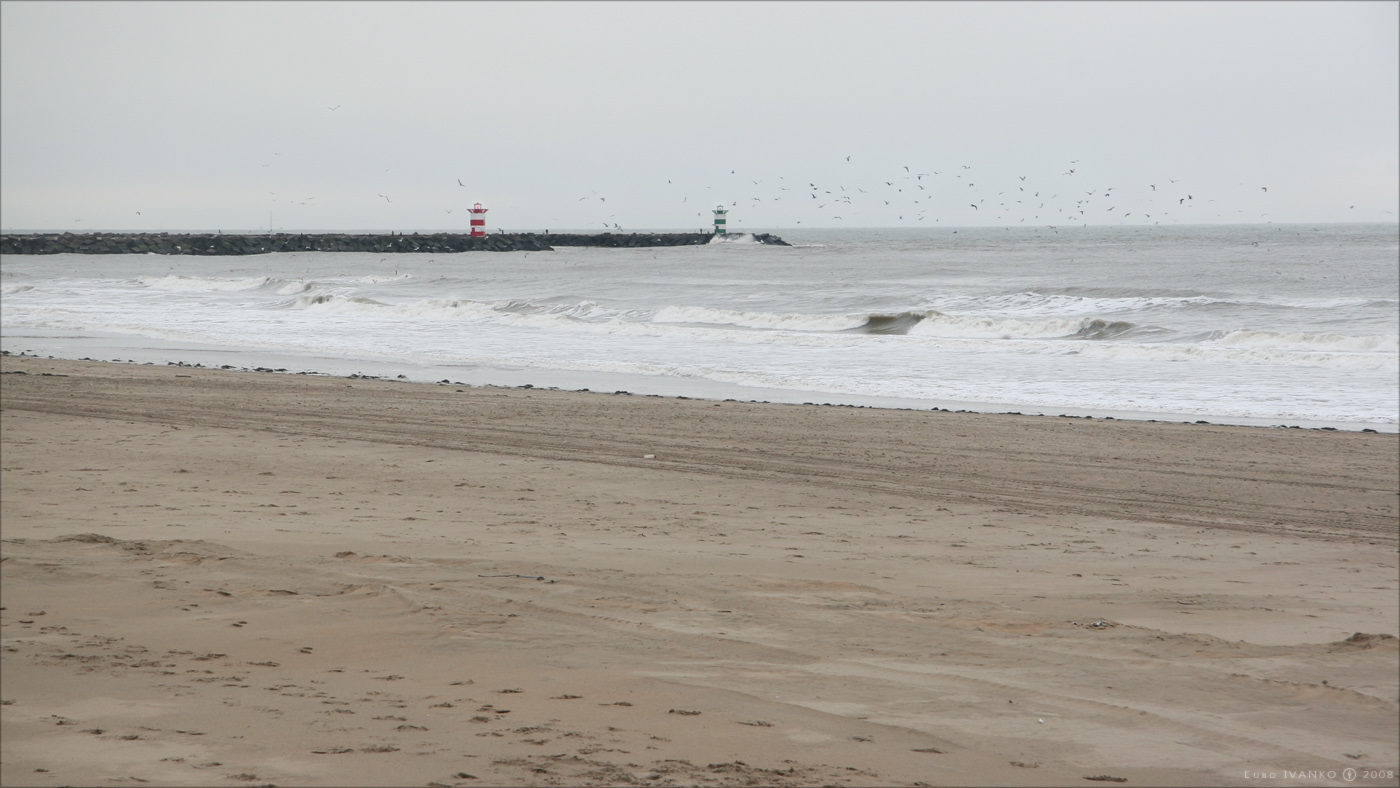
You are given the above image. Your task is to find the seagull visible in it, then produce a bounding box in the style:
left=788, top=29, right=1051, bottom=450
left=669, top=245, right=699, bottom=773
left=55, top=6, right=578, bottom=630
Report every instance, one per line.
left=1019, top=176, right=1026, bottom=181
left=1150, top=184, right=1156, bottom=191
left=970, top=204, right=978, bottom=210
left=378, top=194, right=390, bottom=202
left=458, top=179, right=465, bottom=187
left=1169, top=178, right=1178, bottom=183
left=328, top=105, right=340, bottom=111
left=846, top=155, right=851, bottom=161
left=445, top=209, right=453, bottom=214
left=1261, top=187, right=1268, bottom=192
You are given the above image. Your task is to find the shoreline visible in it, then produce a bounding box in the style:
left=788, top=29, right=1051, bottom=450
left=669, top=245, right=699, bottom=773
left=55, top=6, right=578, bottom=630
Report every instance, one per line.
left=4, top=354, right=1396, bottom=542
left=2, top=342, right=1392, bottom=434
left=3, top=354, right=1396, bottom=786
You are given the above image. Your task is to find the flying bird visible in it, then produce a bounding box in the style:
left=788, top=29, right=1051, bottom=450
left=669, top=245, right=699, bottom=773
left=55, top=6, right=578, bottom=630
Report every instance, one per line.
left=378, top=194, right=390, bottom=202
left=328, top=105, right=340, bottom=111
left=458, top=179, right=465, bottom=187
left=970, top=204, right=978, bottom=210
left=1261, top=187, right=1268, bottom=192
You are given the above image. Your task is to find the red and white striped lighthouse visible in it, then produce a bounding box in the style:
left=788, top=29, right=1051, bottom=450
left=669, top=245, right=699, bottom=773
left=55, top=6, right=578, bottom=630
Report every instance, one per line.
left=468, top=202, right=488, bottom=237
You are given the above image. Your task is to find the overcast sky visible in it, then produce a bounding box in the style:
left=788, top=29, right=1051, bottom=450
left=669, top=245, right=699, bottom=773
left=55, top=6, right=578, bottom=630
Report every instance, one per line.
left=2, top=1, right=1396, bottom=232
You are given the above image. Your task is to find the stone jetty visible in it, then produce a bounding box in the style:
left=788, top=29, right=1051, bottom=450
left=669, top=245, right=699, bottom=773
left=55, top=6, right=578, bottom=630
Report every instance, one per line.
left=0, top=231, right=789, bottom=256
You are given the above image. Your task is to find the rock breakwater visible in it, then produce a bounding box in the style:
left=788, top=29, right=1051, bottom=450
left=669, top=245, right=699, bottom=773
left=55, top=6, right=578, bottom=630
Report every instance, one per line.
left=0, top=231, right=789, bottom=255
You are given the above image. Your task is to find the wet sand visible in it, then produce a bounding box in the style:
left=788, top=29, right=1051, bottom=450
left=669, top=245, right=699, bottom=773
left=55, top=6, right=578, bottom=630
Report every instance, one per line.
left=2, top=356, right=1396, bottom=787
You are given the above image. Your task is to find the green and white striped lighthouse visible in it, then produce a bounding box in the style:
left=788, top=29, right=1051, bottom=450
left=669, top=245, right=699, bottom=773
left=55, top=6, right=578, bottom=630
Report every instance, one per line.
left=712, top=205, right=729, bottom=234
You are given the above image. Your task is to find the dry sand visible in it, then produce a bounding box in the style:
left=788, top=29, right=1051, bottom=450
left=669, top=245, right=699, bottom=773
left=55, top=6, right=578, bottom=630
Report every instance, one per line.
left=1, top=355, right=1396, bottom=788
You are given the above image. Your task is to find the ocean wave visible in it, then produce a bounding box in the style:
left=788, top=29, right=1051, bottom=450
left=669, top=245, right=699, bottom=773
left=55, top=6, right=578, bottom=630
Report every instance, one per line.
left=138, top=274, right=272, bottom=292
left=908, top=313, right=1143, bottom=340
left=1064, top=339, right=1398, bottom=369
left=652, top=305, right=872, bottom=332
left=352, top=273, right=414, bottom=284
left=1211, top=329, right=1399, bottom=354
left=707, top=233, right=760, bottom=245
left=293, top=294, right=388, bottom=309
left=276, top=280, right=316, bottom=295
left=1, top=284, right=35, bottom=295
left=931, top=291, right=1224, bottom=317
left=288, top=294, right=629, bottom=323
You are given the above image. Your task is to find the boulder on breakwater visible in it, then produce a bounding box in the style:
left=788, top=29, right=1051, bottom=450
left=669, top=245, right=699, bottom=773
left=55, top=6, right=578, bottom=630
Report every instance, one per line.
left=0, top=231, right=789, bottom=255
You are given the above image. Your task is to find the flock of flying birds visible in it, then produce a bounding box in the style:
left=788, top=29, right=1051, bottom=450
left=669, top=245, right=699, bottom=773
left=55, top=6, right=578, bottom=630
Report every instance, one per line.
left=89, top=105, right=1385, bottom=229
left=219, top=112, right=1383, bottom=232
left=640, top=156, right=1296, bottom=231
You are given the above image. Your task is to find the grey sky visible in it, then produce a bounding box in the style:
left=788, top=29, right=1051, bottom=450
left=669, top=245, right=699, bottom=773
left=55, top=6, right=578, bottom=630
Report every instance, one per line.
left=2, top=1, right=1396, bottom=232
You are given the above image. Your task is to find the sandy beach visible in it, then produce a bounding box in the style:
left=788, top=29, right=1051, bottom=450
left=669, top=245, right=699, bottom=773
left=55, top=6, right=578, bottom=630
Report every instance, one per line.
left=2, top=355, right=1396, bottom=787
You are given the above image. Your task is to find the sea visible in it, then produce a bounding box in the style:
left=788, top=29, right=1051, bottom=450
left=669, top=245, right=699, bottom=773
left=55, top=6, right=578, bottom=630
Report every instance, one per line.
left=2, top=224, right=1397, bottom=431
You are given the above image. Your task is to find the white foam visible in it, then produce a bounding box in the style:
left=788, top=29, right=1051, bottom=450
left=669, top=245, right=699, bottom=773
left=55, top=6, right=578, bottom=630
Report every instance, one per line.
left=1211, top=328, right=1399, bottom=354
left=275, top=280, right=315, bottom=295
left=707, top=233, right=759, bottom=244
left=138, top=275, right=271, bottom=292
left=652, top=305, right=868, bottom=331
left=909, top=313, right=1120, bottom=339
left=932, top=291, right=1222, bottom=317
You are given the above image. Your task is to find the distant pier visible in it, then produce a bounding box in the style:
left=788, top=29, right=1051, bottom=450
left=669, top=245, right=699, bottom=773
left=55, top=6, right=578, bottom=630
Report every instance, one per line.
left=0, top=231, right=789, bottom=256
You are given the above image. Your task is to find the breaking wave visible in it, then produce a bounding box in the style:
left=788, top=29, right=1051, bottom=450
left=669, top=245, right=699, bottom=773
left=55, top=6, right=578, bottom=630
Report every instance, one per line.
left=1211, top=329, right=1398, bottom=354
left=137, top=275, right=272, bottom=292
